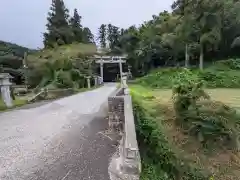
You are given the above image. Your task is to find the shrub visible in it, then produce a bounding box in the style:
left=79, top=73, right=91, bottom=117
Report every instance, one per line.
left=172, top=75, right=240, bottom=148
left=136, top=58, right=240, bottom=88
left=137, top=68, right=195, bottom=88
left=213, top=58, right=240, bottom=70
left=54, top=70, right=74, bottom=88
left=133, top=95, right=208, bottom=180
left=198, top=69, right=240, bottom=88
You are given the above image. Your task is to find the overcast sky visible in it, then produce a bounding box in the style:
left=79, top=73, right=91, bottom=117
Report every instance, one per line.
left=0, top=0, right=174, bottom=49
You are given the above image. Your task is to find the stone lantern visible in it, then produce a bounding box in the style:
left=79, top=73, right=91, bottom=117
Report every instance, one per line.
left=86, top=76, right=91, bottom=89
left=0, top=73, right=13, bottom=107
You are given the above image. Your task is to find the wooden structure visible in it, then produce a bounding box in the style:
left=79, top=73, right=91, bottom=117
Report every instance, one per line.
left=94, top=55, right=127, bottom=83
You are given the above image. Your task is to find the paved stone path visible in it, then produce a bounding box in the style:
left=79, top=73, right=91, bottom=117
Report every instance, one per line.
left=0, top=84, right=119, bottom=180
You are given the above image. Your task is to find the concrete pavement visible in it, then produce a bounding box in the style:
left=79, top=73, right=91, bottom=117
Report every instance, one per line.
left=0, top=84, right=119, bottom=180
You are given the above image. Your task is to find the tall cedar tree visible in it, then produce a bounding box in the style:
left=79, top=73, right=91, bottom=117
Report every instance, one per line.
left=107, top=24, right=121, bottom=52
left=70, top=9, right=83, bottom=43
left=98, top=24, right=107, bottom=48
left=43, top=0, right=73, bottom=48
left=82, top=27, right=95, bottom=44
left=107, top=24, right=114, bottom=49
left=111, top=26, right=120, bottom=49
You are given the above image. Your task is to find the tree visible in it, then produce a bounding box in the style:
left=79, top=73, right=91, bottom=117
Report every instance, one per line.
left=43, top=0, right=73, bottom=48
left=70, top=9, right=83, bottom=43
left=82, top=27, right=94, bottom=44
left=107, top=24, right=114, bottom=49
left=172, top=0, right=222, bottom=69
left=110, top=26, right=121, bottom=53
left=172, top=0, right=195, bottom=67
left=106, top=24, right=121, bottom=53
left=196, top=0, right=222, bottom=69
left=120, top=28, right=125, bottom=36
left=98, top=24, right=107, bottom=48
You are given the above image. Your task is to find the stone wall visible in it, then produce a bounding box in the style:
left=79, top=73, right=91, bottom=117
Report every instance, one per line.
left=108, top=87, right=141, bottom=180
left=108, top=96, right=124, bottom=131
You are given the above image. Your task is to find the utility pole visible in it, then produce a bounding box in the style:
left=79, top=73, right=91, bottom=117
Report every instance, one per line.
left=23, top=52, right=28, bottom=90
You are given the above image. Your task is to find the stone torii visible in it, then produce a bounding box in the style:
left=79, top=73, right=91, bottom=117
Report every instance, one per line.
left=94, top=55, right=127, bottom=83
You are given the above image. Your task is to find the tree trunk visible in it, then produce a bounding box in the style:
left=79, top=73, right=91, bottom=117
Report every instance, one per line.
left=199, top=45, right=204, bottom=70
left=185, top=44, right=189, bottom=68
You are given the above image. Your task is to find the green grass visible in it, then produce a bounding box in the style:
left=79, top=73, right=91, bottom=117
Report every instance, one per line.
left=0, top=98, right=27, bottom=112
left=139, top=86, right=240, bottom=110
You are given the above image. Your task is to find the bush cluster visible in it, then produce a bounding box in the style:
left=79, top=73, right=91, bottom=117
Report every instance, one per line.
left=28, top=57, right=94, bottom=90
left=172, top=73, right=240, bottom=148
left=136, top=59, right=240, bottom=88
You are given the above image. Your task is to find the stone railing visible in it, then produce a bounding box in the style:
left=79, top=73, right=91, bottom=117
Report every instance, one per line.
left=108, top=86, right=141, bottom=179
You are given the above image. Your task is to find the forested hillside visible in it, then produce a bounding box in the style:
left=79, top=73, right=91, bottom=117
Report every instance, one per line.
left=25, top=0, right=96, bottom=89
left=2, top=0, right=240, bottom=87
left=0, top=40, right=34, bottom=84
left=97, top=0, right=240, bottom=77
left=0, top=40, right=31, bottom=68
left=126, top=1, right=240, bottom=179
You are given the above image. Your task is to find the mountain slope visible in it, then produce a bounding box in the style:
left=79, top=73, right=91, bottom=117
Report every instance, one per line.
left=0, top=40, right=34, bottom=83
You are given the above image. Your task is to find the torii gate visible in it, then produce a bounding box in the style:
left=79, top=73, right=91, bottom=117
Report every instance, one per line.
left=94, top=55, right=127, bottom=82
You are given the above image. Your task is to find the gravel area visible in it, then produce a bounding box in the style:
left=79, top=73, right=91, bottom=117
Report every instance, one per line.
left=0, top=84, right=119, bottom=180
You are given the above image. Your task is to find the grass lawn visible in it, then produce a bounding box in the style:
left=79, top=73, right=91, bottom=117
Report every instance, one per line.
left=130, top=85, right=240, bottom=180
left=147, top=87, right=240, bottom=110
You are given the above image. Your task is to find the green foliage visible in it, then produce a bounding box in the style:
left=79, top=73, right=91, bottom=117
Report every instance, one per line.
left=132, top=94, right=208, bottom=180
left=97, top=24, right=122, bottom=54
left=213, top=59, right=240, bottom=70
left=44, top=0, right=73, bottom=48
left=82, top=27, right=95, bottom=44
left=25, top=43, right=96, bottom=88
left=136, top=68, right=195, bottom=88
left=70, top=9, right=83, bottom=43
left=0, top=40, right=35, bottom=84
left=43, top=0, right=94, bottom=48
left=140, top=159, right=171, bottom=180
left=98, top=24, right=107, bottom=48
left=0, top=98, right=27, bottom=111
left=27, top=57, right=93, bottom=89
left=172, top=72, right=240, bottom=149
left=137, top=59, right=240, bottom=88
left=54, top=70, right=74, bottom=88
left=105, top=0, right=240, bottom=75
left=27, top=43, right=96, bottom=65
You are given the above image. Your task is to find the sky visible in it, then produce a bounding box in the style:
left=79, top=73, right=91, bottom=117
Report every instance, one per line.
left=0, top=0, right=174, bottom=49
